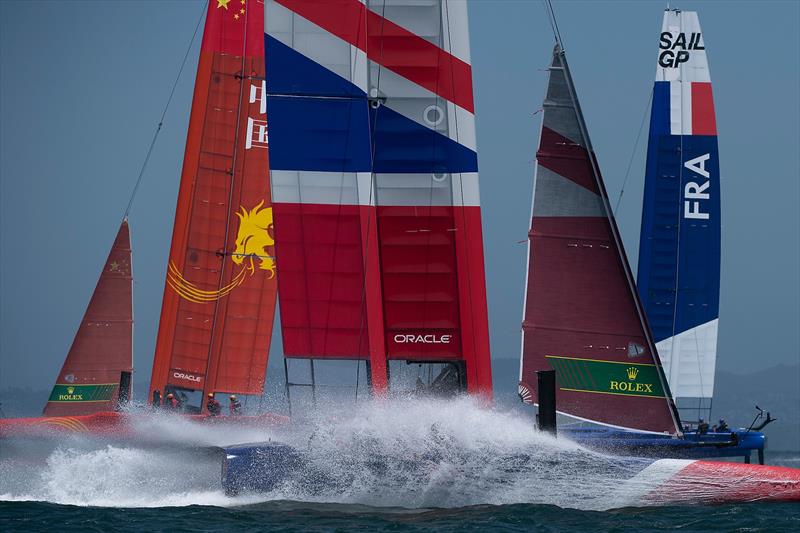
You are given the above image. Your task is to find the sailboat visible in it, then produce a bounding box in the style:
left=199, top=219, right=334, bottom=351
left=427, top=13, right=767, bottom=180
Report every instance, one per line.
left=0, top=221, right=134, bottom=435
left=637, top=9, right=720, bottom=425
left=221, top=0, right=494, bottom=492
left=518, top=9, right=770, bottom=463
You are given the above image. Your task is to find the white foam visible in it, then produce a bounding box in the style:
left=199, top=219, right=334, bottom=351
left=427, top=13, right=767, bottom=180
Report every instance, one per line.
left=0, top=398, right=663, bottom=510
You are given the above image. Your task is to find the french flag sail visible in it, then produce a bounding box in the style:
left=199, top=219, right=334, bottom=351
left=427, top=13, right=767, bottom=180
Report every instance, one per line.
left=150, top=0, right=278, bottom=407
left=519, top=44, right=681, bottom=435
left=637, top=10, right=720, bottom=422
left=264, top=0, right=492, bottom=396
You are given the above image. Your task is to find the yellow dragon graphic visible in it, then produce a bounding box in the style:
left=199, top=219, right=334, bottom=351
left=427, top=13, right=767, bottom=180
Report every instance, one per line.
left=168, top=200, right=275, bottom=304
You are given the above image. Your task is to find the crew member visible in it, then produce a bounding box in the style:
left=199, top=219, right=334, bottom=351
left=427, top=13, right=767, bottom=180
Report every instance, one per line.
left=206, top=393, right=221, bottom=416
left=164, top=393, right=179, bottom=411
left=716, top=418, right=729, bottom=432
left=229, top=395, right=242, bottom=416
left=152, top=390, right=161, bottom=409
left=697, top=418, right=709, bottom=434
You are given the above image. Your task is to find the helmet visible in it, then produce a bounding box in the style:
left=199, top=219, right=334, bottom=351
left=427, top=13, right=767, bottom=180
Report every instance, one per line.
left=167, top=393, right=174, bottom=399
left=208, top=393, right=214, bottom=398
left=698, top=418, right=704, bottom=422
left=719, top=418, right=725, bottom=423
left=230, top=395, right=237, bottom=400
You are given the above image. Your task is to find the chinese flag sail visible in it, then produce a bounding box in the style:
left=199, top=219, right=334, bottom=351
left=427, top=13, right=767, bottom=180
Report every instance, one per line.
left=44, top=221, right=133, bottom=416
left=150, top=0, right=276, bottom=401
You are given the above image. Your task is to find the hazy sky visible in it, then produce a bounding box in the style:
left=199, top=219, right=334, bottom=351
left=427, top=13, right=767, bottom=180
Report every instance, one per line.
left=1, top=0, right=798, bottom=391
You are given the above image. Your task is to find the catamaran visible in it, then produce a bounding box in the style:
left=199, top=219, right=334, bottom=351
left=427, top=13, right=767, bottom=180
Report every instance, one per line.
left=0, top=221, right=134, bottom=435
left=518, top=7, right=773, bottom=463
left=217, top=2, right=798, bottom=502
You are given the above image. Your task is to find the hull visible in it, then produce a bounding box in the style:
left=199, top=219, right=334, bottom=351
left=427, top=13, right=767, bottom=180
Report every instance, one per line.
left=0, top=411, right=288, bottom=439
left=562, top=427, right=766, bottom=462
left=220, top=440, right=800, bottom=504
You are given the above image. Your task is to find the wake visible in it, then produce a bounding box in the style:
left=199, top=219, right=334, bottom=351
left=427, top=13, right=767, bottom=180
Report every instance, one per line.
left=0, top=398, right=660, bottom=510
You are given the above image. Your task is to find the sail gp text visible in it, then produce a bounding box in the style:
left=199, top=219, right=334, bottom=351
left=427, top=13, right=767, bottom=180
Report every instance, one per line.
left=659, top=32, right=704, bottom=68
left=684, top=153, right=712, bottom=220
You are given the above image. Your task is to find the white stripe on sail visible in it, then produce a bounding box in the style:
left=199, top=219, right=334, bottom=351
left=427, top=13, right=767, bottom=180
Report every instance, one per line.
left=656, top=318, right=718, bottom=400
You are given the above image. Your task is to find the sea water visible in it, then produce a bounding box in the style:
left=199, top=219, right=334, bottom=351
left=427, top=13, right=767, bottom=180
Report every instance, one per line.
left=1, top=398, right=798, bottom=531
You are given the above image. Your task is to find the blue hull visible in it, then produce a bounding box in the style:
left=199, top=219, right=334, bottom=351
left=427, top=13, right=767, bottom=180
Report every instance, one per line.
left=561, top=427, right=766, bottom=462
left=221, top=431, right=767, bottom=495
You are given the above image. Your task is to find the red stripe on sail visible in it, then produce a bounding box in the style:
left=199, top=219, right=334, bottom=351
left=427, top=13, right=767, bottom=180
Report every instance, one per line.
left=537, top=128, right=599, bottom=194
left=272, top=202, right=371, bottom=359
left=690, top=82, right=717, bottom=136
left=275, top=0, right=475, bottom=113
left=375, top=205, right=491, bottom=397
left=522, top=216, right=675, bottom=433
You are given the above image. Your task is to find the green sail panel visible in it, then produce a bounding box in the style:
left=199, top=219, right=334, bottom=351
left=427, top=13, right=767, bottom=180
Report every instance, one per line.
left=545, top=356, right=666, bottom=398
left=48, top=384, right=118, bottom=403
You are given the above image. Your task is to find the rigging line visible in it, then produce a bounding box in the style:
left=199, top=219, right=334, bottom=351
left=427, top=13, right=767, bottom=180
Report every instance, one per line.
left=544, top=0, right=564, bottom=49
left=122, top=0, right=207, bottom=220
left=614, top=87, right=653, bottom=216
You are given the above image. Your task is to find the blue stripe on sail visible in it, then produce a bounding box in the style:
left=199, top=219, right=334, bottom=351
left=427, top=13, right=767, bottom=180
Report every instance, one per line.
left=267, top=95, right=372, bottom=172
left=650, top=81, right=671, bottom=136
left=370, top=105, right=478, bottom=174
left=264, top=34, right=366, bottom=98
left=637, top=133, right=720, bottom=342
left=263, top=34, right=477, bottom=174
left=264, top=34, right=371, bottom=172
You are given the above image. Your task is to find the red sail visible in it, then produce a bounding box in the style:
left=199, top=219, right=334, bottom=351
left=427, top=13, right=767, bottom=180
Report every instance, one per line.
left=519, top=45, right=680, bottom=434
left=43, top=221, right=133, bottom=416
left=150, top=0, right=276, bottom=401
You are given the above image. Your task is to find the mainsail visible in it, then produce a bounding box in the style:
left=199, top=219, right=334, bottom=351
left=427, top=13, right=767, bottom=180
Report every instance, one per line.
left=637, top=10, right=720, bottom=422
left=150, top=0, right=277, bottom=404
left=519, top=44, right=681, bottom=434
left=263, top=0, right=492, bottom=395
left=44, top=221, right=133, bottom=416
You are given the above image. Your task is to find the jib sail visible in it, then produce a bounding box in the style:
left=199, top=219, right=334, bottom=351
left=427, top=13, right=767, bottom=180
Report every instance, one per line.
left=519, top=44, right=681, bottom=434
left=264, top=0, right=492, bottom=396
left=149, top=0, right=277, bottom=404
left=637, top=10, right=721, bottom=422
left=44, top=221, right=133, bottom=416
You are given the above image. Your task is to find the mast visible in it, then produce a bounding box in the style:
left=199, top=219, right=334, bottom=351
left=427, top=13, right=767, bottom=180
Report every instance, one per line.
left=44, top=221, right=133, bottom=416
left=263, top=0, right=492, bottom=398
left=150, top=0, right=277, bottom=408
left=519, top=18, right=681, bottom=433
left=637, top=10, right=720, bottom=422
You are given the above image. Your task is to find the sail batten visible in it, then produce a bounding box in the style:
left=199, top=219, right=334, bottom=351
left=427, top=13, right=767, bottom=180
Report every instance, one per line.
left=520, top=45, right=680, bottom=434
